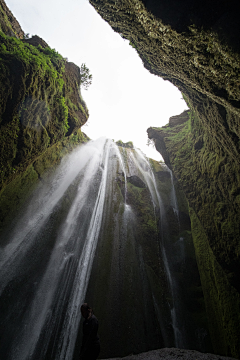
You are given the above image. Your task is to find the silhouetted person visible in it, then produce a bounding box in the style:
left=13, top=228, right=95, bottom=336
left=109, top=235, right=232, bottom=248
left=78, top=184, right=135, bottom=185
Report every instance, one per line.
left=80, top=303, right=100, bottom=360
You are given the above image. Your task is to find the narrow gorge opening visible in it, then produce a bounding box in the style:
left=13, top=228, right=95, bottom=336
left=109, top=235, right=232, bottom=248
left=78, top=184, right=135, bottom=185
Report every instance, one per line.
left=1, top=0, right=240, bottom=359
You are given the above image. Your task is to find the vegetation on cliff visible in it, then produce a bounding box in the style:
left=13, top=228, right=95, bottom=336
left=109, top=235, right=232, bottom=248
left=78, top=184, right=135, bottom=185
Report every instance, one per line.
left=0, top=1, right=90, bottom=231
left=147, top=105, right=240, bottom=358
left=0, top=0, right=24, bottom=38
left=148, top=100, right=240, bottom=290
left=0, top=31, right=89, bottom=187
left=116, top=140, right=134, bottom=148
left=80, top=63, right=93, bottom=90
left=89, top=0, right=240, bottom=116
left=1, top=0, right=239, bottom=356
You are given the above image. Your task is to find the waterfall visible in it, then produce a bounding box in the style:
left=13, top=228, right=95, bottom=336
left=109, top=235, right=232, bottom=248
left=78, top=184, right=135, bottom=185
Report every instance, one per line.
left=129, top=149, right=187, bottom=348
left=0, top=138, right=113, bottom=360
left=0, top=138, right=203, bottom=359
left=160, top=165, right=186, bottom=347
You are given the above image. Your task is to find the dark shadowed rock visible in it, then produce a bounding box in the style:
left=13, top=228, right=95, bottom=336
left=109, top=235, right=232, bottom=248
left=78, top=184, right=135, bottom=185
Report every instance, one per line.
left=169, top=110, right=189, bottom=127
left=22, top=35, right=48, bottom=48
left=147, top=128, right=171, bottom=168
left=156, top=171, right=171, bottom=182
left=179, top=211, right=191, bottom=232
left=127, top=175, right=146, bottom=188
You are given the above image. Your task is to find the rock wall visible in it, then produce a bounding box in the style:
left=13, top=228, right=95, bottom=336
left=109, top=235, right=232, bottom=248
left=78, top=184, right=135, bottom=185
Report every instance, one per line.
left=0, top=0, right=89, bottom=231
left=88, top=0, right=240, bottom=357
left=0, top=0, right=24, bottom=38
left=81, top=147, right=209, bottom=359
left=1, top=0, right=240, bottom=357
left=147, top=108, right=240, bottom=358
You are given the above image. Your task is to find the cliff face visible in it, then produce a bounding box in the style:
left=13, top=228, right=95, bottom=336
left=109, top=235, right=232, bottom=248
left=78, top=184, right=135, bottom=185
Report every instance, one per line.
left=89, top=0, right=240, bottom=358
left=0, top=137, right=209, bottom=359
left=148, top=109, right=240, bottom=358
left=90, top=0, right=240, bottom=116
left=0, top=0, right=89, bottom=230
left=1, top=0, right=240, bottom=357
left=84, top=147, right=209, bottom=358
left=0, top=0, right=24, bottom=38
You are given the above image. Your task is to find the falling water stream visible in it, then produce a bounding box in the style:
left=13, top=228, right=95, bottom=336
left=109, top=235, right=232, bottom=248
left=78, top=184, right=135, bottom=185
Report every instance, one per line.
left=0, top=138, right=114, bottom=359
left=0, top=138, right=192, bottom=359
left=129, top=149, right=186, bottom=348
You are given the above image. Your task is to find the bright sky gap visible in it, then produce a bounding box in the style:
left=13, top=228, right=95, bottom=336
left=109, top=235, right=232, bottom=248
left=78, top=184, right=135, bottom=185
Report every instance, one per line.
left=5, top=0, right=188, bottom=160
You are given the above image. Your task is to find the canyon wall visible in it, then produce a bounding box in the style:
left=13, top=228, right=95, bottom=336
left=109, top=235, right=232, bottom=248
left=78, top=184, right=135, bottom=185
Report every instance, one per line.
left=0, top=0, right=89, bottom=232
left=1, top=0, right=240, bottom=357
left=89, top=0, right=240, bottom=357
left=82, top=144, right=209, bottom=359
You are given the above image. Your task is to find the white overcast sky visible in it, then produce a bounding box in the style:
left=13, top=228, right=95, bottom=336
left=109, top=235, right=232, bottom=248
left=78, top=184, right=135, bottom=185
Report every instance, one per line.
left=5, top=0, right=188, bottom=160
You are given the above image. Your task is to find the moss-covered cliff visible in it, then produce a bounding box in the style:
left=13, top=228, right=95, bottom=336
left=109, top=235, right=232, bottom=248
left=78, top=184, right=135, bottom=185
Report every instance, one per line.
left=89, top=0, right=240, bottom=115
left=88, top=0, right=240, bottom=357
left=0, top=0, right=24, bottom=38
left=148, top=109, right=240, bottom=358
left=0, top=0, right=89, bottom=230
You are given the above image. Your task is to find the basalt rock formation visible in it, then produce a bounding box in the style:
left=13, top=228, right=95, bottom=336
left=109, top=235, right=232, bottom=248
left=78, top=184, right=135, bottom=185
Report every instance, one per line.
left=0, top=0, right=89, bottom=230
left=88, top=0, right=240, bottom=358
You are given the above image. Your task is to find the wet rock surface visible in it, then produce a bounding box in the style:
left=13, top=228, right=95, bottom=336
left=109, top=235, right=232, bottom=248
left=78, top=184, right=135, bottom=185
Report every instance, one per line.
left=155, top=171, right=171, bottom=182
left=127, top=175, right=146, bottom=188
left=105, top=348, right=237, bottom=360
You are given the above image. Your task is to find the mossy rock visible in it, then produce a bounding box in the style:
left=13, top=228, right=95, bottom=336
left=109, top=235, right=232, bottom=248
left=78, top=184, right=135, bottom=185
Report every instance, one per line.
left=116, top=140, right=134, bottom=148
left=0, top=31, right=89, bottom=194
left=0, top=129, right=89, bottom=234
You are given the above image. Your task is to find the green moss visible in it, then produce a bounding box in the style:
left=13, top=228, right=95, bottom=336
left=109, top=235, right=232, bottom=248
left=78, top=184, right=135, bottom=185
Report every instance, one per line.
left=59, top=96, right=69, bottom=132
left=0, top=32, right=89, bottom=192
left=0, top=4, right=17, bottom=37
left=148, top=102, right=240, bottom=355
left=0, top=165, right=38, bottom=232
left=66, top=97, right=87, bottom=117
left=190, top=207, right=240, bottom=358
left=149, top=101, right=240, bottom=272
left=66, top=97, right=78, bottom=111
left=0, top=129, right=89, bottom=232
left=127, top=182, right=157, bottom=233
left=0, top=32, right=65, bottom=84
left=149, top=158, right=164, bottom=172
left=116, top=140, right=134, bottom=148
